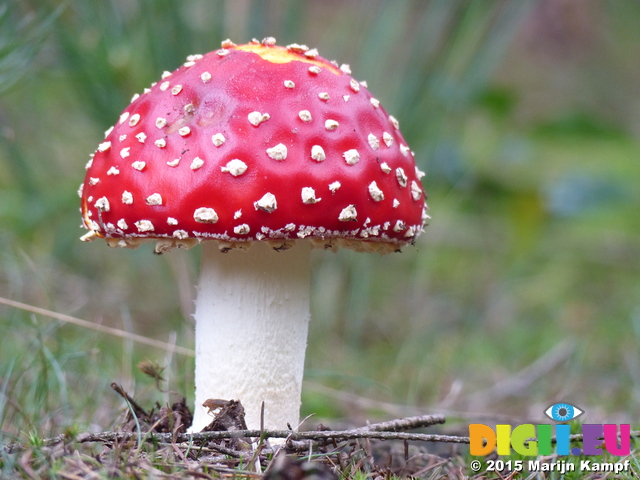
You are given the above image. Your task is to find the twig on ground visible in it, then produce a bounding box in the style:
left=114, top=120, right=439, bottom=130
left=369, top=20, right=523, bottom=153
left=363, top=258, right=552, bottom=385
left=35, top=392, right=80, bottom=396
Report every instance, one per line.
left=354, top=414, right=445, bottom=432
left=2, top=414, right=450, bottom=454
left=7, top=420, right=640, bottom=456
left=3, top=417, right=460, bottom=455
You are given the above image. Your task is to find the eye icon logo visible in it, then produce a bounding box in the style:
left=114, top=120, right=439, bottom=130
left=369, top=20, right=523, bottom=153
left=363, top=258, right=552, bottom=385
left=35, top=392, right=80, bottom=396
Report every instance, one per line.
left=545, top=403, right=584, bottom=422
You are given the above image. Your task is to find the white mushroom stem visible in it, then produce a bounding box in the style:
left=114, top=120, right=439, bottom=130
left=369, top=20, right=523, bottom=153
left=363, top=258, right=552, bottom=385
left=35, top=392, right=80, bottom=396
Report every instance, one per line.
left=190, top=240, right=311, bottom=432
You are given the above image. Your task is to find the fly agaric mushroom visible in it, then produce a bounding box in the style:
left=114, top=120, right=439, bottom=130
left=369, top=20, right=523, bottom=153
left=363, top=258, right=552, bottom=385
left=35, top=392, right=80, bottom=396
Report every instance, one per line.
left=79, top=38, right=429, bottom=432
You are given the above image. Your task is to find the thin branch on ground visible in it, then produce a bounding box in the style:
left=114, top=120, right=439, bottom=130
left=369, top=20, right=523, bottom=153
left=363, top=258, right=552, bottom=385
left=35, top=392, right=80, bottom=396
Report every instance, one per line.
left=6, top=418, right=640, bottom=456
left=70, top=427, right=465, bottom=446
left=2, top=414, right=453, bottom=454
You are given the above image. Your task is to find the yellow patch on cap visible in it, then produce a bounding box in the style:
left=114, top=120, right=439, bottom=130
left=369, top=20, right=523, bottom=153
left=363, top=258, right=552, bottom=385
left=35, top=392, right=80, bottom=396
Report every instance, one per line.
left=234, top=44, right=341, bottom=75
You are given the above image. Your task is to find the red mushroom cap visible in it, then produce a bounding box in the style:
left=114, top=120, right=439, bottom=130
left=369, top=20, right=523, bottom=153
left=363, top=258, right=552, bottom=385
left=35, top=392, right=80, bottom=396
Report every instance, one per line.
left=80, top=39, right=429, bottom=253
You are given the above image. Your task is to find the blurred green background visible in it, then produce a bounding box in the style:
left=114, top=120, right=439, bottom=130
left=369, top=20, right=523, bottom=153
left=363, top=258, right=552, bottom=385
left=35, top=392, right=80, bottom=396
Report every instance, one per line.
left=1, top=0, right=640, bottom=442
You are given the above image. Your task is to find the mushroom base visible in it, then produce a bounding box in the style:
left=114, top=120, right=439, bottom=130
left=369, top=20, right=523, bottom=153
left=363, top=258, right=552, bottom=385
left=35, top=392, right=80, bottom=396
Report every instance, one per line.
left=190, top=240, right=311, bottom=432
